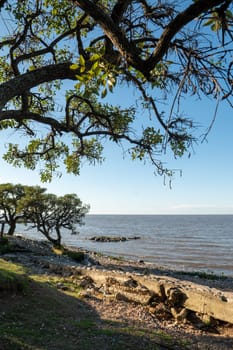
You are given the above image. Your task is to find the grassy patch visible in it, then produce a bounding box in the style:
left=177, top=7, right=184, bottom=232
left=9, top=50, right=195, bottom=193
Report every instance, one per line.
left=0, top=334, right=44, bottom=350
left=64, top=250, right=85, bottom=262
left=178, top=270, right=226, bottom=280
left=30, top=274, right=83, bottom=297
left=109, top=255, right=126, bottom=262
left=73, top=319, right=96, bottom=330
left=93, top=324, right=190, bottom=349
left=52, top=245, right=85, bottom=262
left=0, top=258, right=28, bottom=292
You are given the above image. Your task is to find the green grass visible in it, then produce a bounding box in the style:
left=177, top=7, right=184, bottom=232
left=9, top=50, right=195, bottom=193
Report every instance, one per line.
left=73, top=319, right=96, bottom=330
left=64, top=250, right=85, bottom=262
left=52, top=245, right=85, bottom=262
left=92, top=325, right=190, bottom=349
left=178, top=270, right=226, bottom=280
left=0, top=258, right=29, bottom=292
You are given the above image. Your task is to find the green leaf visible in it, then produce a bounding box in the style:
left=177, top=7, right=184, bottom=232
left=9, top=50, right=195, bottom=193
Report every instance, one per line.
left=79, top=66, right=85, bottom=73
left=91, top=61, right=99, bottom=71
left=90, top=54, right=101, bottom=61
left=28, top=65, right=36, bottom=71
left=204, top=19, right=214, bottom=27
left=52, top=8, right=58, bottom=16
left=101, top=88, right=107, bottom=98
left=79, top=55, right=85, bottom=66
left=75, top=75, right=84, bottom=81
left=70, top=63, right=79, bottom=70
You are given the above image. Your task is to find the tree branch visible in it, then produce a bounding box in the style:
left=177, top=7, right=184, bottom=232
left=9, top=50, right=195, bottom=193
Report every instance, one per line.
left=0, top=63, right=78, bottom=109
left=111, top=0, right=132, bottom=23
left=14, top=27, right=78, bottom=66
left=74, top=0, right=145, bottom=71
left=146, top=0, right=230, bottom=73
left=0, top=0, right=7, bottom=10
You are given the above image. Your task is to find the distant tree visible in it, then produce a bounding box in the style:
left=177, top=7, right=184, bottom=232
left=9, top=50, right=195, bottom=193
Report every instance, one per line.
left=25, top=193, right=90, bottom=246
left=0, top=1, right=232, bottom=179
left=0, top=183, right=45, bottom=235
left=0, top=183, right=89, bottom=246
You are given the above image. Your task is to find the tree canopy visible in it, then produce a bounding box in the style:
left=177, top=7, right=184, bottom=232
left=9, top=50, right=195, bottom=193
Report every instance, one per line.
left=0, top=0, right=232, bottom=180
left=0, top=183, right=90, bottom=245
left=25, top=192, right=90, bottom=246
left=0, top=183, right=45, bottom=235
left=0, top=183, right=24, bottom=236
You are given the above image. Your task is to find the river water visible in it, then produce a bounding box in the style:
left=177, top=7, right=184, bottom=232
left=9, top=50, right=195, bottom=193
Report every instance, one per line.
left=18, top=215, right=233, bottom=277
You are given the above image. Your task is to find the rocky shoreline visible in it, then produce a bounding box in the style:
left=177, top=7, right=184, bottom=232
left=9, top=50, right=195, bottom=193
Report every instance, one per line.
left=3, top=234, right=233, bottom=292
left=1, top=235, right=233, bottom=349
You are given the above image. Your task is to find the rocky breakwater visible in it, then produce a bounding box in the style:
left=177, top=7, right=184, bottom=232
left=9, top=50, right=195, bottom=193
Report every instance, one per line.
left=42, top=253, right=233, bottom=326
left=75, top=267, right=233, bottom=325
left=89, top=235, right=141, bottom=242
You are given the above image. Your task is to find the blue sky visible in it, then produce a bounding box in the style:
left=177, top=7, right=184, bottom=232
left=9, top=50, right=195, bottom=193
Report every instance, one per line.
left=0, top=84, right=232, bottom=215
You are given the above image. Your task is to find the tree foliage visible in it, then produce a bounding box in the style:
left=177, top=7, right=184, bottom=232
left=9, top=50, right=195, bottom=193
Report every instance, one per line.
left=0, top=0, right=232, bottom=180
left=0, top=183, right=90, bottom=245
left=25, top=192, right=90, bottom=246
left=0, top=183, right=25, bottom=236
left=0, top=183, right=45, bottom=235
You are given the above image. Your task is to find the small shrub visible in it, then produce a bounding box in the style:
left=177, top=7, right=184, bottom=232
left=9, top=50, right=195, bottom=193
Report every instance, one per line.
left=0, top=237, right=13, bottom=254
left=0, top=236, right=9, bottom=245
left=65, top=250, right=85, bottom=262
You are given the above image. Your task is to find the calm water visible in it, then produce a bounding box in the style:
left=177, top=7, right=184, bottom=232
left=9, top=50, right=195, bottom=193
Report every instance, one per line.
left=19, top=215, right=233, bottom=277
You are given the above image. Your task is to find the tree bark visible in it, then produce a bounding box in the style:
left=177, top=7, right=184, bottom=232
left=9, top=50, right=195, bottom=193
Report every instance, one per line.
left=0, top=222, right=5, bottom=237
left=7, top=220, right=16, bottom=236
left=0, top=63, right=77, bottom=110
left=38, top=228, right=61, bottom=247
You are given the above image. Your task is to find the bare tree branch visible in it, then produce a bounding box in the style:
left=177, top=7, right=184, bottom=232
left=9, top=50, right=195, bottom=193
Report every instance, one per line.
left=146, top=0, right=230, bottom=73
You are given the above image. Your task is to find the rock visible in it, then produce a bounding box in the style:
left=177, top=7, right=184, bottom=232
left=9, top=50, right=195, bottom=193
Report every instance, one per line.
left=166, top=287, right=187, bottom=307
left=56, top=283, right=68, bottom=291
left=78, top=276, right=94, bottom=289
left=123, top=278, right=138, bottom=288
left=89, top=235, right=141, bottom=242
left=115, top=292, right=129, bottom=302
left=151, top=303, right=171, bottom=320
left=171, top=307, right=188, bottom=323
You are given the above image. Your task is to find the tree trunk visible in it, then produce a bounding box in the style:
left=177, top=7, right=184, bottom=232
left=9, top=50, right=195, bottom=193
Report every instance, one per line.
left=47, top=236, right=61, bottom=247
left=55, top=226, right=61, bottom=247
left=7, top=220, right=16, bottom=236
left=38, top=228, right=61, bottom=247
left=0, top=222, right=5, bottom=237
